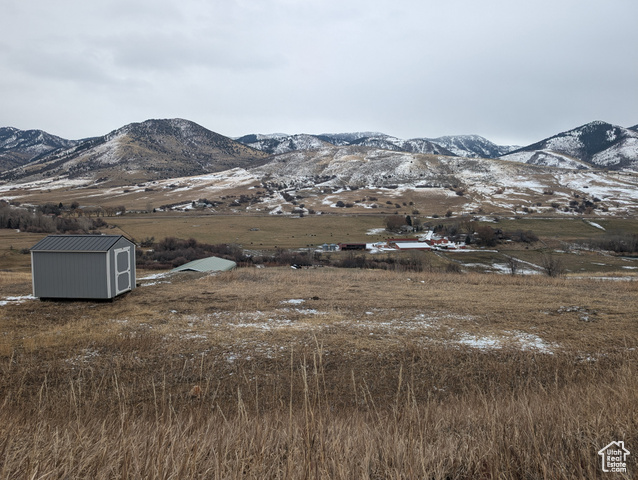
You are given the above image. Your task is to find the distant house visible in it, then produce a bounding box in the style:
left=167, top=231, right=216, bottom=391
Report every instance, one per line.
left=30, top=235, right=136, bottom=300
left=171, top=256, right=236, bottom=273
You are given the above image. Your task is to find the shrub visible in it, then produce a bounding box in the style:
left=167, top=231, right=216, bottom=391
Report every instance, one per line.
left=137, top=237, right=249, bottom=269
left=540, top=253, right=565, bottom=277
left=474, top=225, right=498, bottom=247
left=385, top=215, right=407, bottom=233
left=508, top=230, right=538, bottom=243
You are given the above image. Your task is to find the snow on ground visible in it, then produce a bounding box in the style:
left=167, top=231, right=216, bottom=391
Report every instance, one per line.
left=0, top=177, right=92, bottom=194
left=585, top=220, right=605, bottom=230
left=138, top=271, right=175, bottom=286
left=463, top=262, right=541, bottom=275
left=0, top=295, right=35, bottom=306
left=154, top=168, right=258, bottom=192
left=457, top=331, right=555, bottom=353
left=171, top=307, right=557, bottom=355
left=140, top=272, right=173, bottom=281
left=281, top=299, right=305, bottom=305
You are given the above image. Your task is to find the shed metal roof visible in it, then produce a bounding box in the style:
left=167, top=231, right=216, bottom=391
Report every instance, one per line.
left=30, top=235, right=129, bottom=252
left=171, top=256, right=237, bottom=273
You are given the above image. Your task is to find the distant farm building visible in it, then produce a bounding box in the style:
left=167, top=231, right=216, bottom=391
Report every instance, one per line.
left=338, top=243, right=367, bottom=251
left=171, top=256, right=237, bottom=273
left=393, top=242, right=432, bottom=251
left=30, top=235, right=136, bottom=300
left=386, top=238, right=420, bottom=244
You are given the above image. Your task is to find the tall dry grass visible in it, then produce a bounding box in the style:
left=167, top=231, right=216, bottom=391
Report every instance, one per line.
left=0, top=268, right=636, bottom=478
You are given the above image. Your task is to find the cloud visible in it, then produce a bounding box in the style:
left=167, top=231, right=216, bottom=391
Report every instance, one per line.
left=1, top=0, right=637, bottom=144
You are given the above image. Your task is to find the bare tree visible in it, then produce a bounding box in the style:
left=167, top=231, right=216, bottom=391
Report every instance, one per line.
left=540, top=253, right=565, bottom=277
left=505, top=256, right=520, bottom=276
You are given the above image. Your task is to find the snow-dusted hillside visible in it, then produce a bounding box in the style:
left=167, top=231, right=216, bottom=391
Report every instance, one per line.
left=3, top=118, right=638, bottom=190
left=318, top=132, right=385, bottom=145
left=239, top=122, right=638, bottom=170
left=499, top=150, right=591, bottom=170
left=428, top=135, right=519, bottom=158
left=0, top=127, right=80, bottom=171
left=0, top=119, right=269, bottom=185
left=503, top=121, right=638, bottom=170
left=235, top=133, right=334, bottom=154
left=350, top=135, right=456, bottom=156
left=252, top=145, right=552, bottom=189
left=237, top=131, right=522, bottom=159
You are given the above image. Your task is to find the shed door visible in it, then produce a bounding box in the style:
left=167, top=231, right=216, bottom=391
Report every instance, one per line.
left=114, top=247, right=131, bottom=295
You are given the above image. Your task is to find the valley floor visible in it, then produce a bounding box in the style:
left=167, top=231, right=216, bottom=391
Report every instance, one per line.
left=1, top=268, right=636, bottom=478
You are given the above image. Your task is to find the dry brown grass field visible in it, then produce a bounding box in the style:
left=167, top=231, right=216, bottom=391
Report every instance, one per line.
left=1, top=267, right=636, bottom=479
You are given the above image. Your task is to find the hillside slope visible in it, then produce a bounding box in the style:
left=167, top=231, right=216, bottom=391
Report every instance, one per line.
left=1, top=119, right=270, bottom=185
left=0, top=127, right=80, bottom=171
left=502, top=121, right=638, bottom=170
left=236, top=132, right=515, bottom=158
left=429, top=135, right=519, bottom=158
left=252, top=145, right=561, bottom=189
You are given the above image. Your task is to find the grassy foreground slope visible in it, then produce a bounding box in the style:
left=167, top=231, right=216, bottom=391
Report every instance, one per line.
left=1, top=267, right=636, bottom=479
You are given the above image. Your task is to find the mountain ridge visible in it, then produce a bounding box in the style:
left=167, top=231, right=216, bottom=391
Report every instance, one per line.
left=0, top=119, right=270, bottom=185
left=502, top=121, right=638, bottom=170
left=1, top=119, right=637, bottom=189
left=0, top=127, right=82, bottom=171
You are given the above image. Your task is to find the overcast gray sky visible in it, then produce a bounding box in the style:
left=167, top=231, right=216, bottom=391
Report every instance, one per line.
left=2, top=0, right=637, bottom=146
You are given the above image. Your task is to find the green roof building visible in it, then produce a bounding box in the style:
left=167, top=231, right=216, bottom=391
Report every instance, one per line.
left=171, top=257, right=236, bottom=273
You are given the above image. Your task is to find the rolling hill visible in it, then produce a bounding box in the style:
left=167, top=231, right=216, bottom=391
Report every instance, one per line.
left=502, top=121, right=638, bottom=170
left=0, top=127, right=80, bottom=171
left=1, top=119, right=637, bottom=196
left=236, top=132, right=512, bottom=158
left=0, top=119, right=270, bottom=185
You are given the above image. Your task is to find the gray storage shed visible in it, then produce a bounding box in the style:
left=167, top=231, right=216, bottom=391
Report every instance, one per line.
left=30, top=235, right=136, bottom=299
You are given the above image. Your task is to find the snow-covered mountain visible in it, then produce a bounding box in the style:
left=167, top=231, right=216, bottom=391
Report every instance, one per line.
left=349, top=134, right=456, bottom=155
left=0, top=119, right=269, bottom=185
left=236, top=132, right=460, bottom=156
left=428, top=135, right=519, bottom=158
left=234, top=133, right=334, bottom=155
left=237, top=131, right=520, bottom=159
left=252, top=144, right=527, bottom=189
left=318, top=132, right=385, bottom=145
left=502, top=121, right=638, bottom=170
left=2, top=119, right=638, bottom=189
left=0, top=127, right=80, bottom=171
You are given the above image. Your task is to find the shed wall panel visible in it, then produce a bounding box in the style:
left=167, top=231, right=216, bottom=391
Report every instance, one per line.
left=32, top=252, right=109, bottom=299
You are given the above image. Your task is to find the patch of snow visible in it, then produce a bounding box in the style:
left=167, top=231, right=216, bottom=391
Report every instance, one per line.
left=457, top=334, right=501, bottom=350
left=585, top=220, right=605, bottom=230
left=282, top=299, right=305, bottom=305
left=0, top=295, right=35, bottom=306
left=456, top=331, right=555, bottom=353
left=510, top=331, right=555, bottom=353
left=140, top=272, right=173, bottom=281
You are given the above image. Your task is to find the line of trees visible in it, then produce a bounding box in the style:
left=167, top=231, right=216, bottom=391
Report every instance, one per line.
left=0, top=201, right=107, bottom=234
left=136, top=237, right=462, bottom=273
left=136, top=237, right=249, bottom=269
left=579, top=233, right=638, bottom=254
